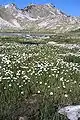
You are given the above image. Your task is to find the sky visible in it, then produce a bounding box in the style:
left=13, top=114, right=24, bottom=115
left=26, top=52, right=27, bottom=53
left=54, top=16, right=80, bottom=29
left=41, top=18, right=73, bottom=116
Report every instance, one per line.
left=0, top=0, right=80, bottom=16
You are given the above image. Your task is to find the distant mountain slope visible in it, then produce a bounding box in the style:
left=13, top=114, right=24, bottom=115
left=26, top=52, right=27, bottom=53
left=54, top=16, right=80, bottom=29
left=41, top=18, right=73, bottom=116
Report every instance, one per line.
left=0, top=3, right=80, bottom=32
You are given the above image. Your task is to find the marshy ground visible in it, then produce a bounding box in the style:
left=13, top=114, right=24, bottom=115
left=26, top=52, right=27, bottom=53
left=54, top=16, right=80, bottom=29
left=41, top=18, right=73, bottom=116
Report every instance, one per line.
left=0, top=32, right=80, bottom=120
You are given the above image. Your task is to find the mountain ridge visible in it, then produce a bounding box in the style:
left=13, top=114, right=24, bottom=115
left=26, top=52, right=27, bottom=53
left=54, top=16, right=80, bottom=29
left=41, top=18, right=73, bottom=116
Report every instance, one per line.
left=0, top=3, right=80, bottom=32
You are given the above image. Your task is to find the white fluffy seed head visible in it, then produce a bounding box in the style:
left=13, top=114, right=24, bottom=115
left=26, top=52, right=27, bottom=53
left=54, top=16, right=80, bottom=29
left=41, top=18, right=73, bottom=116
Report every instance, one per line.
left=50, top=92, right=53, bottom=95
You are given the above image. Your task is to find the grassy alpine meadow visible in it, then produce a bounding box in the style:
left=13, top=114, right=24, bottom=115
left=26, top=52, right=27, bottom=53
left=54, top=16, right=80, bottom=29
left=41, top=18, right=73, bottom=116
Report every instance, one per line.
left=0, top=36, right=80, bottom=120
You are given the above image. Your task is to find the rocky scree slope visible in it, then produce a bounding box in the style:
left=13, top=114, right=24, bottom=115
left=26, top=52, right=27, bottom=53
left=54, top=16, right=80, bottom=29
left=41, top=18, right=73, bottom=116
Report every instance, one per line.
left=0, top=3, right=80, bottom=32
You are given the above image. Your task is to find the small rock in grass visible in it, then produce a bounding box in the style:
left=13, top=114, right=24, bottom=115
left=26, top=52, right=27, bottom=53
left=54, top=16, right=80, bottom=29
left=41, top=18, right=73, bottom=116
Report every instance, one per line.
left=19, top=116, right=28, bottom=120
left=58, top=105, right=80, bottom=120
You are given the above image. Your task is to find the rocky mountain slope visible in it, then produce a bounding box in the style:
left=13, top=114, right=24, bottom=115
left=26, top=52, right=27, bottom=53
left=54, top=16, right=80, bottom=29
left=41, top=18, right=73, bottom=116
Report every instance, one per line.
left=0, top=3, right=80, bottom=32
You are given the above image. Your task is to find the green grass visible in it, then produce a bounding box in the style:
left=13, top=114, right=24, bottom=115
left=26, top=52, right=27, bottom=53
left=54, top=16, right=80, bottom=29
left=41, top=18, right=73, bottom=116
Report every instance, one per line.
left=0, top=36, right=80, bottom=120
left=0, top=36, right=50, bottom=44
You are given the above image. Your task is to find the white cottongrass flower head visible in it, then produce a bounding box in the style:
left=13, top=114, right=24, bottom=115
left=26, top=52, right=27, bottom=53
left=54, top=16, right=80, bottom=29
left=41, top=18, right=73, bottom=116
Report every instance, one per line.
left=9, top=84, right=12, bottom=87
left=40, top=81, right=42, bottom=84
left=38, top=91, right=40, bottom=94
left=64, top=94, right=68, bottom=98
left=50, top=92, right=53, bottom=96
left=45, top=83, right=47, bottom=85
left=48, top=85, right=50, bottom=88
left=21, top=91, right=24, bottom=94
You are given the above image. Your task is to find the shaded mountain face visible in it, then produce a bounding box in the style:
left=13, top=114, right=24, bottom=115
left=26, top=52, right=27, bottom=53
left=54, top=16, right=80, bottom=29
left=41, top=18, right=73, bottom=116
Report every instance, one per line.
left=0, top=3, right=80, bottom=32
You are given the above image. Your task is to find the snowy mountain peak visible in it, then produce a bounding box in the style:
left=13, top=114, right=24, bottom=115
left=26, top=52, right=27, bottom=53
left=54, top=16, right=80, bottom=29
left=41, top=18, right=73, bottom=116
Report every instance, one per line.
left=45, top=3, right=55, bottom=7
left=4, top=3, right=17, bottom=9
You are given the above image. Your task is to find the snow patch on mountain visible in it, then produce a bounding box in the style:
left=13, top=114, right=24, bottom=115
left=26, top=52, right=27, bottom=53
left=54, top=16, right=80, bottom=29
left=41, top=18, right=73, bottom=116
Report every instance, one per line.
left=4, top=3, right=16, bottom=9
left=4, top=4, right=10, bottom=8
left=0, top=17, right=15, bottom=28
left=38, top=21, right=49, bottom=28
left=16, top=12, right=38, bottom=21
left=11, top=19, right=21, bottom=27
